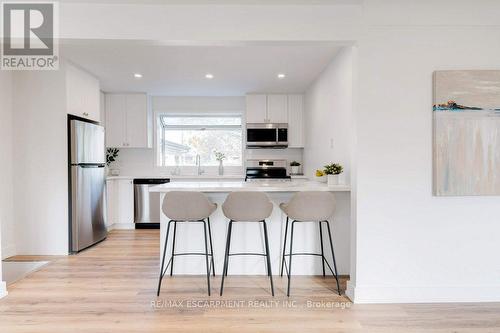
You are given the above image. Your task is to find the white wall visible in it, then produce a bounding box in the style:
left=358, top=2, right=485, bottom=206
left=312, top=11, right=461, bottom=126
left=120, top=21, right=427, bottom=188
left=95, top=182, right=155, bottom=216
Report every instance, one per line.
left=0, top=72, right=14, bottom=298
left=304, top=47, right=353, bottom=181
left=302, top=46, right=354, bottom=280
left=350, top=3, right=500, bottom=302
left=12, top=68, right=69, bottom=255
left=152, top=96, right=245, bottom=113
left=0, top=72, right=15, bottom=260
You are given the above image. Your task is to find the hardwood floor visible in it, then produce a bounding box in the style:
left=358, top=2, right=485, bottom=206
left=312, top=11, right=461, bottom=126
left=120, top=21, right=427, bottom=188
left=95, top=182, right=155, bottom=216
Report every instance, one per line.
left=1, top=230, right=499, bottom=332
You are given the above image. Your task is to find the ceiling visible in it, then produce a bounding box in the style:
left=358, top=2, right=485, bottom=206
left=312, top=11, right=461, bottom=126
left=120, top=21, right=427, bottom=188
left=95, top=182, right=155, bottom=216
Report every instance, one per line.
left=61, top=40, right=342, bottom=96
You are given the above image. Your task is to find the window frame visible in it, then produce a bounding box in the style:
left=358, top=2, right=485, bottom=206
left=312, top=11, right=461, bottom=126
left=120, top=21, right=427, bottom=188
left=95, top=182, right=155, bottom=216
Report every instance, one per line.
left=155, top=112, right=245, bottom=173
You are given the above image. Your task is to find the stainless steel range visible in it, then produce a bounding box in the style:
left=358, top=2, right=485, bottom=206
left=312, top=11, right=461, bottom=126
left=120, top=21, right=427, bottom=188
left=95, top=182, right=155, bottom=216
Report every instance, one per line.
left=245, top=159, right=291, bottom=181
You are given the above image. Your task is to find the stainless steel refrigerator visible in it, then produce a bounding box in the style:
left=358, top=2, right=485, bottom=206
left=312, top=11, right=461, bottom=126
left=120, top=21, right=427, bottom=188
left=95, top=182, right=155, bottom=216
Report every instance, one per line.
left=68, top=118, right=107, bottom=253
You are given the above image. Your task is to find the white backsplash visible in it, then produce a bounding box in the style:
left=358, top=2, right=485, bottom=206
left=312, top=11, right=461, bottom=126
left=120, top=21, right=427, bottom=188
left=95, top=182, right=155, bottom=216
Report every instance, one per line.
left=245, top=148, right=304, bottom=173
left=109, top=147, right=303, bottom=176
left=109, top=148, right=159, bottom=176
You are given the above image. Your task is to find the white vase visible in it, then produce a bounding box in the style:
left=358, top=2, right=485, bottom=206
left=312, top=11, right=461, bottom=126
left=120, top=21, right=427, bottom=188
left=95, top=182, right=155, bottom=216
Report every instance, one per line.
left=218, top=160, right=224, bottom=176
left=290, top=166, right=299, bottom=175
left=327, top=174, right=339, bottom=186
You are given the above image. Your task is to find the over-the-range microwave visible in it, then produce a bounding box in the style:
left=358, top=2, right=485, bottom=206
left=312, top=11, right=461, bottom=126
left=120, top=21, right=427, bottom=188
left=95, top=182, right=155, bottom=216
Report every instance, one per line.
left=246, top=123, right=288, bottom=148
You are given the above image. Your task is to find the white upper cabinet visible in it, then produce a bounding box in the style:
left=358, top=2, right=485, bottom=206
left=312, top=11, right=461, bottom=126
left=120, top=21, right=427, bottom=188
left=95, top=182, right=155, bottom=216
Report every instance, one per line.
left=105, top=94, right=127, bottom=148
left=66, top=63, right=100, bottom=122
left=267, top=94, right=288, bottom=123
left=245, top=94, right=288, bottom=123
left=287, top=94, right=305, bottom=148
left=245, top=93, right=304, bottom=147
left=245, top=94, right=267, bottom=123
left=105, top=93, right=151, bottom=148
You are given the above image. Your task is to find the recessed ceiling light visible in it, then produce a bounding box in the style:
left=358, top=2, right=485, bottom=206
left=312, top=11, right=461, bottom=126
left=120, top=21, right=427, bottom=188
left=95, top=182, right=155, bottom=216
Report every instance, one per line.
left=205, top=73, right=214, bottom=79
left=277, top=73, right=286, bottom=79
left=134, top=73, right=143, bottom=78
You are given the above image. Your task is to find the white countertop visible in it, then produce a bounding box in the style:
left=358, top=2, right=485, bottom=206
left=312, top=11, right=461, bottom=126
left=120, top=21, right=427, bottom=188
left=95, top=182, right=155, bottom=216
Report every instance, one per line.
left=149, top=180, right=350, bottom=193
left=106, top=174, right=245, bottom=180
left=106, top=174, right=309, bottom=180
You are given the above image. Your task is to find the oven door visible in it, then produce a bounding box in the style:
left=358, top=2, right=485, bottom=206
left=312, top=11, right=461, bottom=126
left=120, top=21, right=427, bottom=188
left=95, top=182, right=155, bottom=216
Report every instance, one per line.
left=246, top=127, right=277, bottom=147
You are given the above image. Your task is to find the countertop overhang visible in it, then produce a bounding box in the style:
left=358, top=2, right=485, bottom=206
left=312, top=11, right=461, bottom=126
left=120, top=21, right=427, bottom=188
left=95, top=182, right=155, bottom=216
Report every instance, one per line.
left=149, top=181, right=350, bottom=193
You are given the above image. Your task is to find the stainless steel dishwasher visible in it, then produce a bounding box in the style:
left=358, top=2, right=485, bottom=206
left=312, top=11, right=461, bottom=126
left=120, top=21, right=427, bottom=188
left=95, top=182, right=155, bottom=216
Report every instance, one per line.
left=134, top=178, right=170, bottom=228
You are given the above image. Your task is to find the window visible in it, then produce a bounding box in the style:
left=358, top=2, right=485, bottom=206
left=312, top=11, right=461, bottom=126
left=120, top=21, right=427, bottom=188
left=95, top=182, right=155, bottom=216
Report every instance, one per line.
left=157, top=115, right=243, bottom=167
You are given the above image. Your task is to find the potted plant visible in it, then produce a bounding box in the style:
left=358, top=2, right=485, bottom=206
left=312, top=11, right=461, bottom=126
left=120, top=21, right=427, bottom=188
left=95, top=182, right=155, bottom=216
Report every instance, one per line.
left=214, top=150, right=226, bottom=176
left=324, top=163, right=343, bottom=186
left=290, top=161, right=301, bottom=175
left=315, top=169, right=326, bottom=182
left=106, top=148, right=120, bottom=176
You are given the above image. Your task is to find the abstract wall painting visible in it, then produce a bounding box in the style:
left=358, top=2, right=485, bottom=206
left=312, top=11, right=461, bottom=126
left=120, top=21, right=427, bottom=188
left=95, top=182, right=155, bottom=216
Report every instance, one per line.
left=433, top=70, right=500, bottom=196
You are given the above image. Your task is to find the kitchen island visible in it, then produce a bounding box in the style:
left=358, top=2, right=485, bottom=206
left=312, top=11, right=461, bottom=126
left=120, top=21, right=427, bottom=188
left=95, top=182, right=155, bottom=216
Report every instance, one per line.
left=150, top=181, right=351, bottom=276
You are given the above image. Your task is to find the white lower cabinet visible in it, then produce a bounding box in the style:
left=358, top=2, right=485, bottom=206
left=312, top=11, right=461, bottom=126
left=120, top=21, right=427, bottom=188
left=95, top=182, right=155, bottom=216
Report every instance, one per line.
left=106, top=179, right=134, bottom=228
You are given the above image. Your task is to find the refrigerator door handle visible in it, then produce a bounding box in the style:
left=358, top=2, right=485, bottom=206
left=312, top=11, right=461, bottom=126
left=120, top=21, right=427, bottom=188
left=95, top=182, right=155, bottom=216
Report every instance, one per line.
left=78, top=164, right=105, bottom=168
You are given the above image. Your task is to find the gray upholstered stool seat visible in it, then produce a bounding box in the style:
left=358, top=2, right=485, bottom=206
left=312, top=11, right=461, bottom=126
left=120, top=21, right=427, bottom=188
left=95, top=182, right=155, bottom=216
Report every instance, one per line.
left=157, top=191, right=217, bottom=296
left=222, top=191, right=273, bottom=222
left=163, top=191, right=217, bottom=221
left=220, top=191, right=275, bottom=296
left=279, top=191, right=335, bottom=222
left=279, top=191, right=341, bottom=296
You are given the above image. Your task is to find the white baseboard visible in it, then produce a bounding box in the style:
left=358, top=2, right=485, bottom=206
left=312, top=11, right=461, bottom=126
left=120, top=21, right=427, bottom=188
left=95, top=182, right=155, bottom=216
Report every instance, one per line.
left=349, top=284, right=500, bottom=304
left=0, top=281, right=7, bottom=299
left=345, top=280, right=355, bottom=302
left=108, top=223, right=135, bottom=230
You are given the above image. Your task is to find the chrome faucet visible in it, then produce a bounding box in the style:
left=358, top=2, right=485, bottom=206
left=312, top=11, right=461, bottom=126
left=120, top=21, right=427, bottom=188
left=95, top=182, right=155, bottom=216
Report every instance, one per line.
left=196, top=154, right=204, bottom=175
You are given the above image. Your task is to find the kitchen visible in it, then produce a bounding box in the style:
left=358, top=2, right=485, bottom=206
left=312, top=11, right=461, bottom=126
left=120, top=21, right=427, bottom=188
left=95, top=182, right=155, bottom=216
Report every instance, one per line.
left=93, top=41, right=354, bottom=291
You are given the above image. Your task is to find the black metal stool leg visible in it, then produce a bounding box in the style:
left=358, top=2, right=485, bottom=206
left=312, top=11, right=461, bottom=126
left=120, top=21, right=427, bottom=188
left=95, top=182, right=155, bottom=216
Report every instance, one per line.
left=202, top=220, right=211, bottom=296
left=287, top=220, right=295, bottom=297
left=220, top=220, right=233, bottom=296
left=207, top=217, right=215, bottom=277
left=319, top=221, right=326, bottom=277
left=280, top=216, right=289, bottom=277
left=157, top=220, right=172, bottom=296
left=262, top=220, right=275, bottom=296
left=324, top=220, right=341, bottom=296
left=170, top=221, right=177, bottom=276
left=224, top=221, right=233, bottom=277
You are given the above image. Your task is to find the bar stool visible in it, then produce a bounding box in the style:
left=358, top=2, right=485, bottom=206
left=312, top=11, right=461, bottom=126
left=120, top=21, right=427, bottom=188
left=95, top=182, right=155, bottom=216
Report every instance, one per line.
left=280, top=191, right=341, bottom=296
left=157, top=191, right=217, bottom=296
left=220, top=192, right=274, bottom=296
